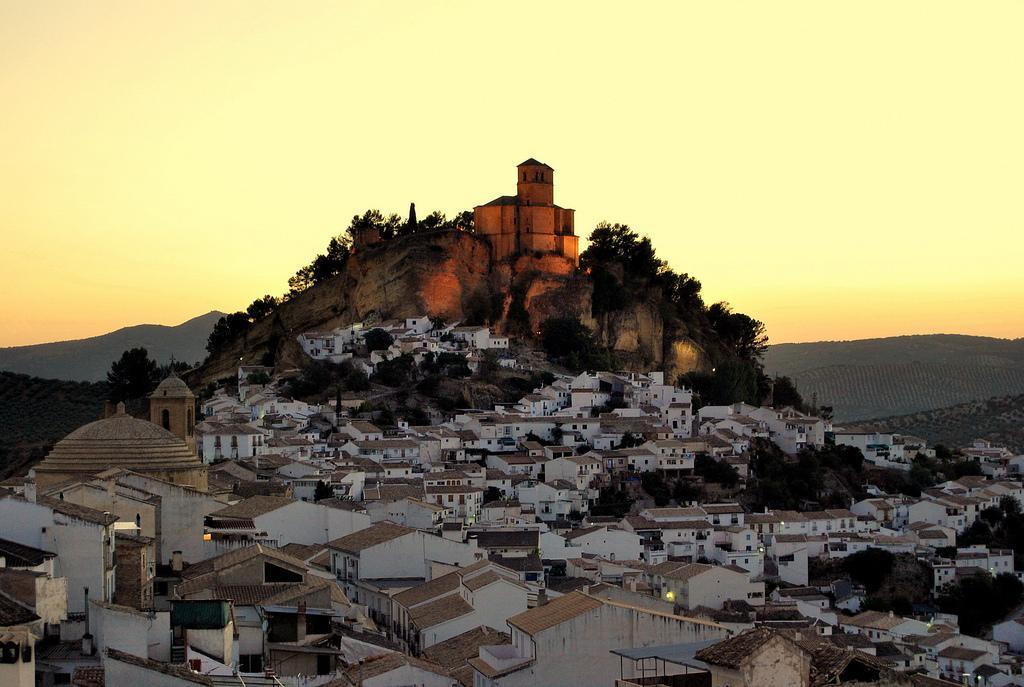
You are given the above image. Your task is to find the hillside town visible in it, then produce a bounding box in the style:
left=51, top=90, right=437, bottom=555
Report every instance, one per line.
left=1, top=314, right=1024, bottom=687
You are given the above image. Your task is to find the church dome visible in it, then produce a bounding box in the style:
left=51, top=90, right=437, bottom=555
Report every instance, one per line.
left=34, top=411, right=204, bottom=480
left=151, top=375, right=194, bottom=399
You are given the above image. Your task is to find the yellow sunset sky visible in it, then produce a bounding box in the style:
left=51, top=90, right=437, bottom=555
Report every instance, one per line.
left=1, top=1, right=1022, bottom=348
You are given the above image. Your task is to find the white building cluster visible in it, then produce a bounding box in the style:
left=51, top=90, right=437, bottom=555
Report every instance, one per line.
left=4, top=345, right=1024, bottom=687
left=298, top=316, right=512, bottom=378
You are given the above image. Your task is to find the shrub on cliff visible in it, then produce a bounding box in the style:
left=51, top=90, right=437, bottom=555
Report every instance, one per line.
left=539, top=316, right=617, bottom=372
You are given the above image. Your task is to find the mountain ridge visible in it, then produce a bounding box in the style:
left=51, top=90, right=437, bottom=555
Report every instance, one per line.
left=0, top=311, right=225, bottom=382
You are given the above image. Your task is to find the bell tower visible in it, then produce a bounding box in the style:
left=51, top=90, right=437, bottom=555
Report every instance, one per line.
left=516, top=158, right=554, bottom=206
left=149, top=374, right=197, bottom=452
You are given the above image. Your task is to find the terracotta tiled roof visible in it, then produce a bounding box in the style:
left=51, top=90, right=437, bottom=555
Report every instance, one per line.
left=0, top=538, right=55, bottom=567
left=842, top=610, right=906, bottom=631
left=341, top=652, right=448, bottom=686
left=210, top=495, right=295, bottom=519
left=327, top=522, right=414, bottom=553
left=39, top=497, right=119, bottom=526
left=652, top=562, right=714, bottom=582
left=179, top=543, right=306, bottom=581
left=462, top=570, right=502, bottom=592
left=695, top=627, right=786, bottom=668
left=0, top=591, right=40, bottom=626
left=422, top=626, right=510, bottom=687
left=937, top=646, right=987, bottom=660
left=409, top=594, right=474, bottom=629
left=506, top=591, right=603, bottom=635
left=392, top=571, right=460, bottom=608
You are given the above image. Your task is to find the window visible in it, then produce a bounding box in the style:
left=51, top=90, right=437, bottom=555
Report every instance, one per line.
left=161, top=409, right=170, bottom=430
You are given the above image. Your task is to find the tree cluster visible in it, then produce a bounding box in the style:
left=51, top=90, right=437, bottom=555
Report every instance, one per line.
left=957, top=495, right=1024, bottom=569
left=286, top=360, right=369, bottom=401
left=580, top=222, right=782, bottom=409
left=206, top=295, right=281, bottom=356
left=538, top=316, right=617, bottom=372
left=747, top=439, right=866, bottom=510
left=286, top=208, right=474, bottom=298
left=694, top=454, right=740, bottom=488
left=937, top=572, right=1023, bottom=636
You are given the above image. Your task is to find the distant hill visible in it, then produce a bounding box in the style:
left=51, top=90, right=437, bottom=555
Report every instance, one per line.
left=851, top=394, right=1024, bottom=453
left=763, top=334, right=1024, bottom=421
left=0, top=371, right=109, bottom=480
left=0, top=311, right=224, bottom=382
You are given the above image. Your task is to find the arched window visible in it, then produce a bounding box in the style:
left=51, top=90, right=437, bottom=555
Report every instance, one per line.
left=187, top=408, right=194, bottom=434
left=161, top=409, right=170, bottom=431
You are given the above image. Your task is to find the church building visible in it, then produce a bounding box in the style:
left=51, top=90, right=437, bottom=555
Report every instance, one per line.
left=474, top=159, right=579, bottom=265
left=30, top=375, right=207, bottom=492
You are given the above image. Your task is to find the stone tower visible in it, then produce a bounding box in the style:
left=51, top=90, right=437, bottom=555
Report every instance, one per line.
left=516, top=159, right=554, bottom=205
left=473, top=158, right=578, bottom=264
left=148, top=374, right=196, bottom=452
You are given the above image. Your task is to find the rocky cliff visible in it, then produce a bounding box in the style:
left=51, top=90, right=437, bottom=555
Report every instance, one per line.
left=191, top=230, right=710, bottom=386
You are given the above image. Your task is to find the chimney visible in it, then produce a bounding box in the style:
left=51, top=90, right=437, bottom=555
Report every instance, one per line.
left=627, top=575, right=637, bottom=593
left=82, top=586, right=94, bottom=655
left=536, top=589, right=548, bottom=607
left=171, top=551, right=183, bottom=573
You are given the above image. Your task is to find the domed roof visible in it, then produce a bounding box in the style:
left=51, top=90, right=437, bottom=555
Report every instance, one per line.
left=150, top=374, right=194, bottom=399
left=64, top=414, right=181, bottom=442
left=35, top=412, right=202, bottom=475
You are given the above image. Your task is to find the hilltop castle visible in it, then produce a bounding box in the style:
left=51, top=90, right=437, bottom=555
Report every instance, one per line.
left=474, top=159, right=579, bottom=265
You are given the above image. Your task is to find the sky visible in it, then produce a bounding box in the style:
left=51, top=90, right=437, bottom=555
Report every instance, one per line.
left=1, top=1, right=1022, bottom=348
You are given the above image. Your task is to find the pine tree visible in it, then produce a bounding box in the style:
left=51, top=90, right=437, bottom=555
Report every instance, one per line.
left=407, top=202, right=417, bottom=233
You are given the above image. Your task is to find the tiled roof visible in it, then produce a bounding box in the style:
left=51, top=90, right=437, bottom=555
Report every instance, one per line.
left=39, top=497, right=118, bottom=526
left=422, top=626, right=510, bottom=687
left=937, top=646, right=987, bottom=660
left=409, top=594, right=474, bottom=629
left=0, top=591, right=40, bottom=626
left=209, top=495, right=294, bottom=519
left=277, top=542, right=325, bottom=561
left=327, top=522, right=414, bottom=553
left=462, top=570, right=502, bottom=592
left=212, top=583, right=299, bottom=606
left=563, top=526, right=603, bottom=541
left=392, top=571, right=460, bottom=608
left=0, top=538, right=56, bottom=567
left=341, top=652, right=448, bottom=686
left=842, top=610, right=906, bottom=631
left=507, top=591, right=603, bottom=635
left=180, top=543, right=305, bottom=581
left=652, top=562, right=714, bottom=582
left=71, top=665, right=105, bottom=687
left=490, top=553, right=542, bottom=573
left=105, top=647, right=213, bottom=685
left=472, top=530, right=538, bottom=549
left=695, top=627, right=786, bottom=668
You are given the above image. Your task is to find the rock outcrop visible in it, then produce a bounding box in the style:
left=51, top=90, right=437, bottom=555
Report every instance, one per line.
left=191, top=230, right=709, bottom=386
